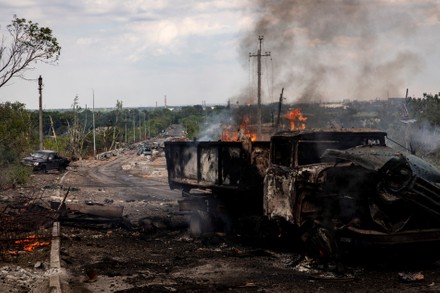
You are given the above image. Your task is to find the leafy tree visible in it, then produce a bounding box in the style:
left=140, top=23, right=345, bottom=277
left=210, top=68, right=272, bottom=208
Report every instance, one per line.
left=180, top=115, right=203, bottom=138
left=405, top=93, right=440, bottom=166
left=0, top=102, right=32, bottom=164
left=147, top=108, right=174, bottom=136
left=0, top=102, right=34, bottom=189
left=0, top=15, right=61, bottom=87
left=409, top=93, right=440, bottom=126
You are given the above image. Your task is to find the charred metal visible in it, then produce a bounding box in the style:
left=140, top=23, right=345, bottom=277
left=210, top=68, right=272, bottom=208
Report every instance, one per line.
left=165, top=128, right=440, bottom=261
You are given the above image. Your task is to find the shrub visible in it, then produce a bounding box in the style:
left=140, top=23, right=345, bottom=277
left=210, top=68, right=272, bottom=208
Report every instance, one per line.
left=0, top=164, right=32, bottom=189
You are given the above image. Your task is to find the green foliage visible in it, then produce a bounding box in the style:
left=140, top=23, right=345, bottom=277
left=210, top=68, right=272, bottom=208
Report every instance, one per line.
left=180, top=115, right=203, bottom=138
left=0, top=102, right=34, bottom=188
left=3, top=94, right=440, bottom=176
left=0, top=15, right=61, bottom=87
left=404, top=93, right=440, bottom=167
left=147, top=108, right=174, bottom=136
left=409, top=93, right=440, bottom=126
left=44, top=136, right=70, bottom=157
left=0, top=102, right=32, bottom=165
left=0, top=164, right=32, bottom=189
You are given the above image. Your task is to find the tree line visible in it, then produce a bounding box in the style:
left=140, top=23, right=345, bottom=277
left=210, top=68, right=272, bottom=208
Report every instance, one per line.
left=2, top=93, right=440, bottom=188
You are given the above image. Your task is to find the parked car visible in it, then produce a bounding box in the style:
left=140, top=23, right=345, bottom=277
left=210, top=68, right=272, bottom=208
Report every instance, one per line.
left=21, top=150, right=70, bottom=172
left=137, top=145, right=152, bottom=156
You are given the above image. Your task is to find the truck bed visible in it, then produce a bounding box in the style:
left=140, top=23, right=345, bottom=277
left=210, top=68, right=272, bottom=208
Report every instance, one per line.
left=164, top=140, right=270, bottom=195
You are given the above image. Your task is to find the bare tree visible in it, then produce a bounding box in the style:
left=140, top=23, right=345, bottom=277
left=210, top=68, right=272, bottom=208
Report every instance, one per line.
left=0, top=15, right=61, bottom=87
left=110, top=100, right=123, bottom=150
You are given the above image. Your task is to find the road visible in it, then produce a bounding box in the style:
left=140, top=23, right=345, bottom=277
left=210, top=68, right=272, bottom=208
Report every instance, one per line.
left=61, top=151, right=181, bottom=224
left=58, top=150, right=440, bottom=292
left=72, top=153, right=179, bottom=198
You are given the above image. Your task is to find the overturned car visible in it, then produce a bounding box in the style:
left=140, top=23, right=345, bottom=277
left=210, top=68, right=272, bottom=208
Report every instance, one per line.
left=265, top=129, right=440, bottom=260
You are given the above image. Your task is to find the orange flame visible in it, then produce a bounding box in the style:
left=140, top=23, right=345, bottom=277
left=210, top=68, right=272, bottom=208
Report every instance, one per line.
left=14, top=235, right=51, bottom=252
left=284, top=108, right=307, bottom=130
left=221, top=115, right=257, bottom=142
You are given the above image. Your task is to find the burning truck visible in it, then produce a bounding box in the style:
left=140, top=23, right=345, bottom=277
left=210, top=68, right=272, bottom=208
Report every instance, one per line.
left=164, top=128, right=440, bottom=260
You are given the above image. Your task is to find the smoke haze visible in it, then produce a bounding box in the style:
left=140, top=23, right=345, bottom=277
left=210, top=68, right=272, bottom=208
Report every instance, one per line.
left=240, top=0, right=439, bottom=103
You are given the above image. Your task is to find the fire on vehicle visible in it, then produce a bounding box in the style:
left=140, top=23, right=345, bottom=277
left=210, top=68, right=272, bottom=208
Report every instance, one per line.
left=165, top=127, right=440, bottom=262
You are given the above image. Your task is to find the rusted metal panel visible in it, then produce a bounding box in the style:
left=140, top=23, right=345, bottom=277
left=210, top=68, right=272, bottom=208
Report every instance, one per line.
left=263, top=128, right=440, bottom=255
left=199, top=144, right=219, bottom=184
left=264, top=166, right=296, bottom=222
left=164, top=141, right=270, bottom=193
left=264, top=164, right=327, bottom=224
left=165, top=142, right=198, bottom=182
left=166, top=127, right=440, bottom=254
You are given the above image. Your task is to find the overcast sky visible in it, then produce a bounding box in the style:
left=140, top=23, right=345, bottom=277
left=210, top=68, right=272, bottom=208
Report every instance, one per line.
left=0, top=0, right=439, bottom=109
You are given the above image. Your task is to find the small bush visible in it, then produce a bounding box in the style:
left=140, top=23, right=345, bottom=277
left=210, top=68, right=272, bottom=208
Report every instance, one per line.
left=0, top=164, right=33, bottom=189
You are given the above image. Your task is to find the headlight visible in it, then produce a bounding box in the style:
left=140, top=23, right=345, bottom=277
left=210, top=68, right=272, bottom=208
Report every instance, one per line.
left=33, top=162, right=39, bottom=166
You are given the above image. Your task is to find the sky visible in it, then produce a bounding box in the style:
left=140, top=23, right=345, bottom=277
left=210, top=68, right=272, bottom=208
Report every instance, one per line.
left=0, top=0, right=439, bottom=109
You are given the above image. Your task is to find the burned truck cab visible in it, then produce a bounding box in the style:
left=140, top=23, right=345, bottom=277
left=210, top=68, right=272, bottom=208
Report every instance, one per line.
left=264, top=128, right=440, bottom=258
left=264, top=128, right=386, bottom=222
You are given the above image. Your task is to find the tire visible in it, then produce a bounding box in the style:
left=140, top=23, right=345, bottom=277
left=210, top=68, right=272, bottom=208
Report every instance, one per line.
left=40, top=165, right=47, bottom=174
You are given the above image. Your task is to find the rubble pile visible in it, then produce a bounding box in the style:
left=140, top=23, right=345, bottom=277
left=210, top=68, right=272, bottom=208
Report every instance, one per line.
left=0, top=264, right=48, bottom=292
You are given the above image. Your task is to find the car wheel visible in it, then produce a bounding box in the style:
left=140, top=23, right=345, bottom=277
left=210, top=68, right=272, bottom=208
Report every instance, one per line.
left=40, top=165, right=47, bottom=173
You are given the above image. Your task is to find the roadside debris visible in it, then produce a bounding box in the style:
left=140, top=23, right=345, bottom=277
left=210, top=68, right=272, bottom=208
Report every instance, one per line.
left=291, top=256, right=356, bottom=280
left=51, top=201, right=125, bottom=229
left=0, top=195, right=57, bottom=258
left=398, top=271, right=425, bottom=283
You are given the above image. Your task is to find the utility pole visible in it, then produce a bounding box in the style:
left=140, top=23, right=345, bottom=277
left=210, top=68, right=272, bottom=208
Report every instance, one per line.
left=38, top=76, right=44, bottom=150
left=249, top=36, right=271, bottom=139
left=125, top=110, right=128, bottom=143
left=401, top=88, right=416, bottom=154
left=148, top=119, right=151, bottom=138
left=139, top=117, right=142, bottom=141
left=143, top=111, right=147, bottom=139
left=276, top=88, right=284, bottom=130
left=133, top=111, right=136, bottom=143
left=92, top=90, right=96, bottom=159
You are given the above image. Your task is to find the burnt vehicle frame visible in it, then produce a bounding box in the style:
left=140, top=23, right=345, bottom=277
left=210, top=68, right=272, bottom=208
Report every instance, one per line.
left=266, top=129, right=440, bottom=258
left=165, top=140, right=270, bottom=223
left=21, top=150, right=70, bottom=173
left=165, top=128, right=440, bottom=260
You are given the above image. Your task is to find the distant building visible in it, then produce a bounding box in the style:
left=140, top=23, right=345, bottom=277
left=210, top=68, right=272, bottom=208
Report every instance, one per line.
left=387, top=97, right=406, bottom=105
left=319, top=102, right=347, bottom=109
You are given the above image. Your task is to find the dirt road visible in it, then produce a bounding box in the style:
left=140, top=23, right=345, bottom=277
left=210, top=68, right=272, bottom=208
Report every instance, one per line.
left=61, top=151, right=181, bottom=225
left=3, top=149, right=440, bottom=292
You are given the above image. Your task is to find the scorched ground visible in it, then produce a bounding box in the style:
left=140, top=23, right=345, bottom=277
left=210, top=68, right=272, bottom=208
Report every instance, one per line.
left=2, top=148, right=440, bottom=292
